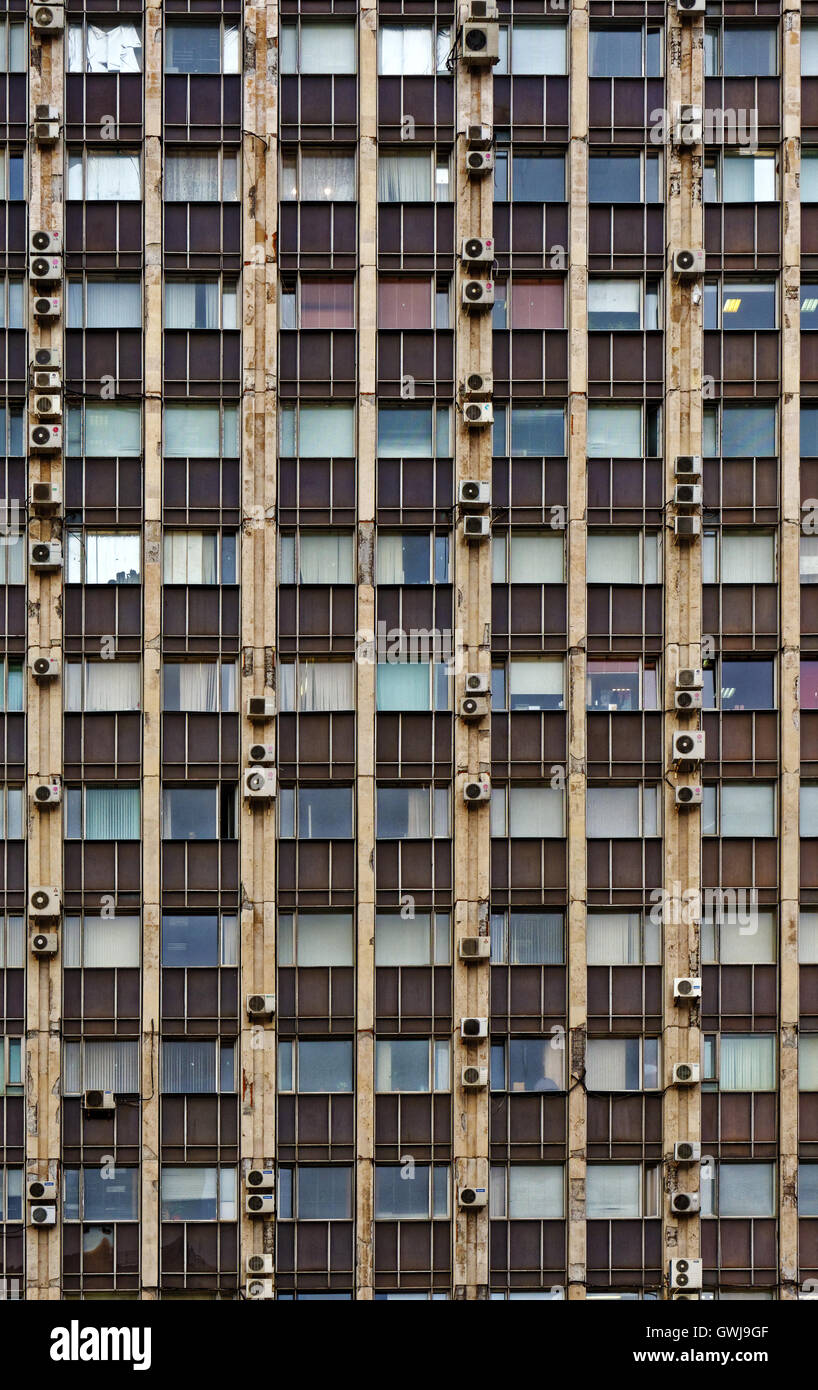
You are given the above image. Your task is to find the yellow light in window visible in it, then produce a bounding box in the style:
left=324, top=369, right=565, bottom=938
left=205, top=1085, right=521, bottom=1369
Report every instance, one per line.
left=722, top=298, right=741, bottom=313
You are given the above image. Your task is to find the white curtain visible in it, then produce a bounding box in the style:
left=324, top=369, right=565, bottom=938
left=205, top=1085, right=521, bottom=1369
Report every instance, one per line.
left=162, top=1041, right=217, bottom=1094
left=721, top=784, right=774, bottom=837
left=510, top=23, right=566, bottom=75
left=508, top=1165, right=564, bottom=1219
left=587, top=404, right=642, bottom=458
left=85, top=787, right=140, bottom=840
left=378, top=153, right=431, bottom=202
left=722, top=533, right=775, bottom=583
left=586, top=1039, right=629, bottom=1090
left=0, top=916, right=23, bottom=968
left=69, top=23, right=142, bottom=73
left=83, top=153, right=142, bottom=201
left=723, top=154, right=776, bottom=203
left=161, top=1167, right=218, bottom=1216
left=586, top=532, right=641, bottom=584
left=164, top=404, right=224, bottom=457
left=0, top=536, right=25, bottom=584
left=586, top=1165, right=641, bottom=1218
left=509, top=660, right=564, bottom=704
left=720, top=911, right=775, bottom=965
left=508, top=533, right=563, bottom=583
left=63, top=1040, right=139, bottom=1094
left=507, top=912, right=563, bottom=965
left=67, top=661, right=141, bottom=711
left=296, top=914, right=354, bottom=966
left=801, top=1036, right=818, bottom=1090
left=165, top=280, right=219, bottom=330
left=374, top=913, right=431, bottom=966
left=721, top=1036, right=775, bottom=1091
left=299, top=405, right=355, bottom=458
left=84, top=280, right=141, bottom=328
left=379, top=26, right=435, bottom=75
left=64, top=916, right=140, bottom=968
left=803, top=156, right=818, bottom=203
left=800, top=912, right=818, bottom=963
left=289, top=661, right=354, bottom=711
left=298, top=532, right=353, bottom=583
left=588, top=279, right=640, bottom=322
left=508, top=787, right=563, bottom=837
left=587, top=787, right=640, bottom=838
left=165, top=154, right=219, bottom=202
left=179, top=662, right=219, bottom=710
left=164, top=533, right=218, bottom=584
left=78, top=403, right=141, bottom=458
left=376, top=534, right=405, bottom=584
left=297, top=154, right=355, bottom=201
left=297, top=22, right=356, bottom=74
left=587, top=913, right=641, bottom=965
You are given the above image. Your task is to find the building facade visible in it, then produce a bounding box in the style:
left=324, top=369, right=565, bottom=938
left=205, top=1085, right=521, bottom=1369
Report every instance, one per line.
left=0, top=0, right=813, bottom=1300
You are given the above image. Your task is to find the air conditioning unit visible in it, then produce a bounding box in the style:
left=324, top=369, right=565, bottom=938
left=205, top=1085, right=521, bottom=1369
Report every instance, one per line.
left=674, top=976, right=703, bottom=1001
left=29, top=541, right=63, bottom=571
left=459, top=936, right=491, bottom=962
left=464, top=672, right=490, bottom=695
left=461, top=21, right=500, bottom=67
left=468, top=0, right=499, bottom=17
left=83, top=1090, right=115, bottom=1113
left=244, top=767, right=277, bottom=800
left=461, top=1065, right=488, bottom=1089
left=671, top=1190, right=700, bottom=1212
left=672, top=103, right=703, bottom=148
left=33, top=779, right=61, bottom=808
left=461, top=236, right=494, bottom=265
left=246, top=1193, right=275, bottom=1217
left=33, top=296, right=60, bottom=321
left=246, top=1168, right=275, bottom=1191
left=675, top=455, right=702, bottom=479
left=459, top=694, right=490, bottom=721
left=669, top=1258, right=703, bottom=1291
left=29, top=1203, right=57, bottom=1226
left=30, top=483, right=61, bottom=515
left=674, top=1141, right=702, bottom=1163
left=466, top=123, right=493, bottom=148
left=246, top=1253, right=274, bottom=1276
left=672, top=248, right=705, bottom=278
left=457, top=1184, right=488, bottom=1208
left=30, top=230, right=62, bottom=257
left=672, top=1062, right=700, bottom=1087
left=33, top=347, right=61, bottom=370
left=674, top=483, right=702, bottom=508
left=460, top=1016, right=488, bottom=1040
left=27, top=1178, right=57, bottom=1202
left=465, top=149, right=493, bottom=176
left=463, top=401, right=493, bottom=427
left=462, top=516, right=490, bottom=542
left=29, top=886, right=61, bottom=919
left=458, top=479, right=490, bottom=510
left=463, top=775, right=491, bottom=805
left=246, top=696, right=275, bottom=721
left=675, top=784, right=703, bottom=807
left=675, top=0, right=706, bottom=14
left=675, top=515, right=701, bottom=540
left=30, top=4, right=65, bottom=35
left=675, top=688, right=703, bottom=711
left=248, top=743, right=275, bottom=765
left=31, top=931, right=58, bottom=957
left=32, top=371, right=61, bottom=393
left=33, top=395, right=61, bottom=421
left=29, top=254, right=62, bottom=284
left=246, top=993, right=275, bottom=1019
left=34, top=105, right=60, bottom=144
left=672, top=730, right=705, bottom=763
left=462, top=280, right=495, bottom=311
left=676, top=668, right=703, bottom=690
left=463, top=371, right=493, bottom=398
left=30, top=653, right=60, bottom=680
left=247, top=1278, right=274, bottom=1300
left=29, top=423, right=62, bottom=452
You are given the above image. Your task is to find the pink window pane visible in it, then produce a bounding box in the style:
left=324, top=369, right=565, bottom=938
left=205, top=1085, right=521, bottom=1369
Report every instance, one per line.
left=510, top=279, right=564, bottom=329
left=300, top=279, right=355, bottom=328
left=803, top=661, right=818, bottom=709
left=378, top=280, right=432, bottom=329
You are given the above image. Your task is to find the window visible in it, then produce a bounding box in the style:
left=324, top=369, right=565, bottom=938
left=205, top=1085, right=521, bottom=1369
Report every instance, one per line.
left=64, top=915, right=140, bottom=969
left=377, top=150, right=451, bottom=203
left=377, top=404, right=450, bottom=457
left=586, top=659, right=658, bottom=712
left=491, top=658, right=565, bottom=712
left=704, top=26, right=778, bottom=77
left=65, top=786, right=140, bottom=840
left=701, top=908, right=776, bottom=965
left=703, top=152, right=777, bottom=203
left=66, top=403, right=142, bottom=457
left=164, top=403, right=239, bottom=458
left=702, top=1034, right=776, bottom=1091
left=0, top=1168, right=22, bottom=1221
left=160, top=1168, right=237, bottom=1221
left=588, top=152, right=662, bottom=203
left=162, top=1041, right=235, bottom=1094
left=164, top=151, right=239, bottom=202
left=587, top=403, right=660, bottom=457
left=800, top=1036, right=818, bottom=1091
left=490, top=786, right=565, bottom=838
left=277, top=1166, right=353, bottom=1220
left=68, top=22, right=142, bottom=72
left=281, top=151, right=355, bottom=202
left=490, top=1037, right=565, bottom=1090
left=66, top=531, right=140, bottom=585
left=589, top=26, right=662, bottom=77
left=799, top=1164, right=818, bottom=1215
left=163, top=532, right=237, bottom=585
left=373, top=912, right=450, bottom=966
left=805, top=26, right=818, bottom=75
left=586, top=912, right=660, bottom=966
left=377, top=25, right=451, bottom=75
left=703, top=659, right=775, bottom=711
left=0, top=405, right=22, bottom=455
left=585, top=1037, right=660, bottom=1090
left=374, top=1165, right=449, bottom=1220
left=0, top=19, right=25, bottom=72
left=68, top=152, right=141, bottom=201
left=162, top=785, right=236, bottom=840
left=0, top=151, right=23, bottom=201
left=279, top=402, right=355, bottom=457
left=493, top=153, right=565, bottom=203
left=587, top=279, right=660, bottom=332
left=802, top=784, right=818, bottom=835
left=802, top=660, right=818, bottom=706
left=586, top=1165, right=660, bottom=1219
left=278, top=913, right=354, bottom=966
left=161, top=913, right=238, bottom=968
left=0, top=277, right=23, bottom=329
left=278, top=786, right=354, bottom=839
left=67, top=278, right=141, bottom=329
left=280, top=278, right=354, bottom=330
left=490, top=910, right=564, bottom=965
left=280, top=532, right=354, bottom=584
left=375, top=1040, right=450, bottom=1093
left=64, top=1169, right=139, bottom=1222
left=586, top=532, right=660, bottom=584
left=702, top=531, right=776, bottom=583
left=499, top=280, right=564, bottom=330
left=703, top=404, right=776, bottom=457
left=165, top=279, right=238, bottom=331
left=0, top=536, right=24, bottom=586
left=0, top=787, right=22, bottom=840
left=376, top=662, right=450, bottom=712
left=492, top=404, right=566, bottom=457
left=280, top=21, right=356, bottom=74
left=376, top=532, right=449, bottom=585
left=495, top=24, right=567, bottom=76
left=0, top=1036, right=23, bottom=1096
left=165, top=23, right=239, bottom=74
left=378, top=278, right=437, bottom=330
left=489, top=1165, right=565, bottom=1219
left=702, top=783, right=776, bottom=837
left=278, top=1041, right=354, bottom=1093
left=801, top=910, right=818, bottom=962
left=804, top=153, right=818, bottom=203
left=63, top=1040, right=139, bottom=1094
left=0, top=916, right=24, bottom=969
left=704, top=280, right=776, bottom=331
left=0, top=659, right=23, bottom=709
left=492, top=532, right=563, bottom=584
left=376, top=785, right=449, bottom=838
left=701, top=1163, right=776, bottom=1218
left=587, top=786, right=659, bottom=838
left=162, top=661, right=237, bottom=712
left=278, top=661, right=354, bottom=713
